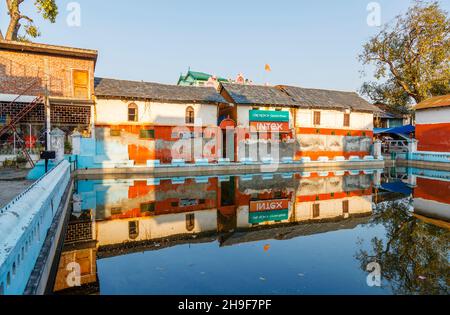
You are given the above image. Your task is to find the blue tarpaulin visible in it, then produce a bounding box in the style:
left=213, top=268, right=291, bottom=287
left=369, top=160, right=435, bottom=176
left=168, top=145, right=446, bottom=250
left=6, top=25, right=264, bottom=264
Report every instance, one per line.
left=374, top=124, right=415, bottom=136
left=381, top=181, right=413, bottom=196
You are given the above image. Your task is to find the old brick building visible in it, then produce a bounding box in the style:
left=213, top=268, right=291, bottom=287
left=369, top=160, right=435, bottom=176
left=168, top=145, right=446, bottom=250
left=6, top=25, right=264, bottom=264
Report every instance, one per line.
left=0, top=40, right=98, bottom=157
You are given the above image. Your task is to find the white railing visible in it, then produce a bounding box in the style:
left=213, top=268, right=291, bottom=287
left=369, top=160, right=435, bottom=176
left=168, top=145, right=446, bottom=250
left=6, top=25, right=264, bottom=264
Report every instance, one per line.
left=382, top=140, right=408, bottom=153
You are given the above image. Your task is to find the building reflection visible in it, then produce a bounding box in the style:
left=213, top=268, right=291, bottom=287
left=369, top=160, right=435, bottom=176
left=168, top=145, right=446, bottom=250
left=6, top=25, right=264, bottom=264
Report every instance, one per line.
left=53, top=170, right=377, bottom=294
left=377, top=167, right=450, bottom=227
left=411, top=169, right=450, bottom=228
left=356, top=168, right=450, bottom=295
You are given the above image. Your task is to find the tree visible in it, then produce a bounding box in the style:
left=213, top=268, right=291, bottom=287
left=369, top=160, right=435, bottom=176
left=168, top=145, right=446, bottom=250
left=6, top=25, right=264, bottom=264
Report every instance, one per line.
left=1, top=0, right=58, bottom=41
left=359, top=1, right=450, bottom=108
left=356, top=200, right=449, bottom=295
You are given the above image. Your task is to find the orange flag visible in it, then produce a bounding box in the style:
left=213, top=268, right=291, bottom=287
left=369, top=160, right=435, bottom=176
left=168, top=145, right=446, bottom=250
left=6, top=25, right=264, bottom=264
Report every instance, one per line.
left=265, top=64, right=272, bottom=72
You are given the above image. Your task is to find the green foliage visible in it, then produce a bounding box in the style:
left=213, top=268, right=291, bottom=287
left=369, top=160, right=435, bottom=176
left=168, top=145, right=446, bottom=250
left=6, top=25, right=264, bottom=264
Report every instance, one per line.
left=35, top=0, right=58, bottom=23
left=64, top=139, right=73, bottom=154
left=360, top=1, right=450, bottom=107
left=15, top=152, right=28, bottom=165
left=4, top=0, right=59, bottom=41
left=355, top=200, right=450, bottom=294
left=23, top=23, right=41, bottom=38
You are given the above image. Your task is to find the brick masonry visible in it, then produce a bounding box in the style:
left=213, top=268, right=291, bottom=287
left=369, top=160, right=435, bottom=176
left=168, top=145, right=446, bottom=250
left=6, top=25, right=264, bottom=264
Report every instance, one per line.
left=0, top=43, right=96, bottom=138
left=0, top=50, right=95, bottom=98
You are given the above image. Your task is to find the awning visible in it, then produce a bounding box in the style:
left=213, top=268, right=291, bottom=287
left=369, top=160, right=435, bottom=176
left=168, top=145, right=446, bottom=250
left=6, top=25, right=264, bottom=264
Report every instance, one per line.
left=374, top=124, right=415, bottom=136
left=381, top=181, right=413, bottom=196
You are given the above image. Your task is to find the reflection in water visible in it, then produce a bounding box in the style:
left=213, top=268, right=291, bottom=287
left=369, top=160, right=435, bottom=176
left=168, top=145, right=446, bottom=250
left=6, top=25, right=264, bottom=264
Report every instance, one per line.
left=52, top=168, right=449, bottom=295
left=356, top=199, right=449, bottom=295
left=357, top=168, right=450, bottom=295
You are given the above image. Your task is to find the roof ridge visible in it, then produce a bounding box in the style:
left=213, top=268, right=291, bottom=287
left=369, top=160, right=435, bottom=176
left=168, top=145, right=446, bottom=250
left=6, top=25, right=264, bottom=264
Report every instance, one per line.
left=278, top=84, right=359, bottom=94
left=95, top=77, right=218, bottom=90
left=0, top=39, right=98, bottom=54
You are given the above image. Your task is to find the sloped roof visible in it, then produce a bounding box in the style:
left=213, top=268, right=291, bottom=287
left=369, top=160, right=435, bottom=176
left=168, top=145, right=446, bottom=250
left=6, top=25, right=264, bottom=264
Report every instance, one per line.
left=0, top=39, right=98, bottom=61
left=373, top=103, right=404, bottom=119
left=415, top=94, right=450, bottom=110
left=220, top=83, right=300, bottom=107
left=187, top=71, right=228, bottom=82
left=94, top=77, right=227, bottom=104
left=277, top=85, right=379, bottom=112
left=177, top=71, right=228, bottom=85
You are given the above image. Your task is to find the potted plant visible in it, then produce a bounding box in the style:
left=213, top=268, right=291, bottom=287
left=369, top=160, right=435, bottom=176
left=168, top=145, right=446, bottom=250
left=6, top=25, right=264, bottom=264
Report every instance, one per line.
left=15, top=153, right=28, bottom=168
left=64, top=139, right=73, bottom=154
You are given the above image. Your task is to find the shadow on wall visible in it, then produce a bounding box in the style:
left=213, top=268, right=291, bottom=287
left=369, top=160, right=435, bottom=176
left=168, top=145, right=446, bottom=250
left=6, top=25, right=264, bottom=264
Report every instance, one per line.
left=0, top=63, right=64, bottom=97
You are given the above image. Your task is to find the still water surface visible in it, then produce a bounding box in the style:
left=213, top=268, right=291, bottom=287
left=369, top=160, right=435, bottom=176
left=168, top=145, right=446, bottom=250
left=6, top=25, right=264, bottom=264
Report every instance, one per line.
left=53, top=168, right=449, bottom=295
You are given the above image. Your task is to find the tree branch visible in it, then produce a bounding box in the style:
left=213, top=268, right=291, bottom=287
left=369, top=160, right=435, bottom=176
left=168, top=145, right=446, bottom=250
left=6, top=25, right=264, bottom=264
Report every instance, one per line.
left=5, top=0, right=27, bottom=40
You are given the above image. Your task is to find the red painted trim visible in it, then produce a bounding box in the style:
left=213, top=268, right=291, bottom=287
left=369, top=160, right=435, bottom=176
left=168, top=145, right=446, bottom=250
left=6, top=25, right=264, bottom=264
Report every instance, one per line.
left=416, top=123, right=450, bottom=153
left=296, top=189, right=372, bottom=202
left=296, top=127, right=373, bottom=137
left=294, top=151, right=369, bottom=160
left=414, top=177, right=450, bottom=205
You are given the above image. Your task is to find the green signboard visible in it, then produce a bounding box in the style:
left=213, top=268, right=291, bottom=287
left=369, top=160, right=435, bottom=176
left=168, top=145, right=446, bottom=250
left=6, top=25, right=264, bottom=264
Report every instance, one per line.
left=249, top=110, right=290, bottom=122
left=249, top=209, right=289, bottom=224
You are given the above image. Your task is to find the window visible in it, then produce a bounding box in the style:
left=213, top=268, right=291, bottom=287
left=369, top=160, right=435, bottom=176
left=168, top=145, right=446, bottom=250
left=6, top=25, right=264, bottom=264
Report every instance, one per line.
left=111, top=207, right=123, bottom=215
left=139, top=129, right=155, bottom=139
left=128, top=221, right=139, bottom=239
left=186, top=106, right=195, bottom=124
left=140, top=202, right=155, bottom=213
left=313, top=111, right=321, bottom=125
left=73, top=70, right=89, bottom=99
left=110, top=129, right=121, bottom=137
left=342, top=200, right=349, bottom=214
left=128, top=103, right=138, bottom=122
left=344, top=113, right=350, bottom=127
left=186, top=213, right=195, bottom=231
left=313, top=204, right=320, bottom=218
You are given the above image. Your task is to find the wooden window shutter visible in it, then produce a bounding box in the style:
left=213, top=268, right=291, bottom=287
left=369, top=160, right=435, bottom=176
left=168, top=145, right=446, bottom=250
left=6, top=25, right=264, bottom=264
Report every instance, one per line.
left=313, top=204, right=320, bottom=218
left=343, top=200, right=349, bottom=214
left=73, top=70, right=89, bottom=99
left=344, top=113, right=350, bottom=127
left=314, top=111, right=321, bottom=125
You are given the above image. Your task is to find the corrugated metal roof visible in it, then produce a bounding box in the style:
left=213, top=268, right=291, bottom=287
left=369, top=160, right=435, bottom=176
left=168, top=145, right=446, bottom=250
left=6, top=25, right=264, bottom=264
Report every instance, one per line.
left=94, top=77, right=227, bottom=104
left=415, top=94, right=450, bottom=110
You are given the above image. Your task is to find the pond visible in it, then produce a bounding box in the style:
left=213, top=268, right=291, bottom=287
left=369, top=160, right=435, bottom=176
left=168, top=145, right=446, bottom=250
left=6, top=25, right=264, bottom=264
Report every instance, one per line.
left=52, top=168, right=449, bottom=295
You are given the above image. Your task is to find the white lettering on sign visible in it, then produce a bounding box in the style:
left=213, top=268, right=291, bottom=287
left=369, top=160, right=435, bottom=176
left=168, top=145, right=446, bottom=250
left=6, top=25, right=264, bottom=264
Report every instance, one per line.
left=256, top=201, right=283, bottom=211
left=252, top=122, right=289, bottom=132
left=250, top=199, right=289, bottom=212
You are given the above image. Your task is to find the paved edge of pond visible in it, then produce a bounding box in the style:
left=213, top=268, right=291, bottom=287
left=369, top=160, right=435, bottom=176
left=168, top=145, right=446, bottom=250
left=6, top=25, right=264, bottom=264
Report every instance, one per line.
left=0, top=169, right=35, bottom=208
left=75, top=160, right=386, bottom=177
left=397, top=159, right=450, bottom=171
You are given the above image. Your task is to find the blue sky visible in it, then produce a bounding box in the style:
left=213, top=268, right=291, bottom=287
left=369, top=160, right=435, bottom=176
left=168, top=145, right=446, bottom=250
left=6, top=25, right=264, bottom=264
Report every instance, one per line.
left=1, top=0, right=449, bottom=92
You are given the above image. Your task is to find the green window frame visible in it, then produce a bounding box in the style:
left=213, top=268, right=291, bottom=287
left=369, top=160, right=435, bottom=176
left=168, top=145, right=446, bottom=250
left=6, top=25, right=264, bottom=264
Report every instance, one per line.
left=140, top=202, right=155, bottom=213
left=139, top=129, right=155, bottom=139
left=110, top=129, right=121, bottom=137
